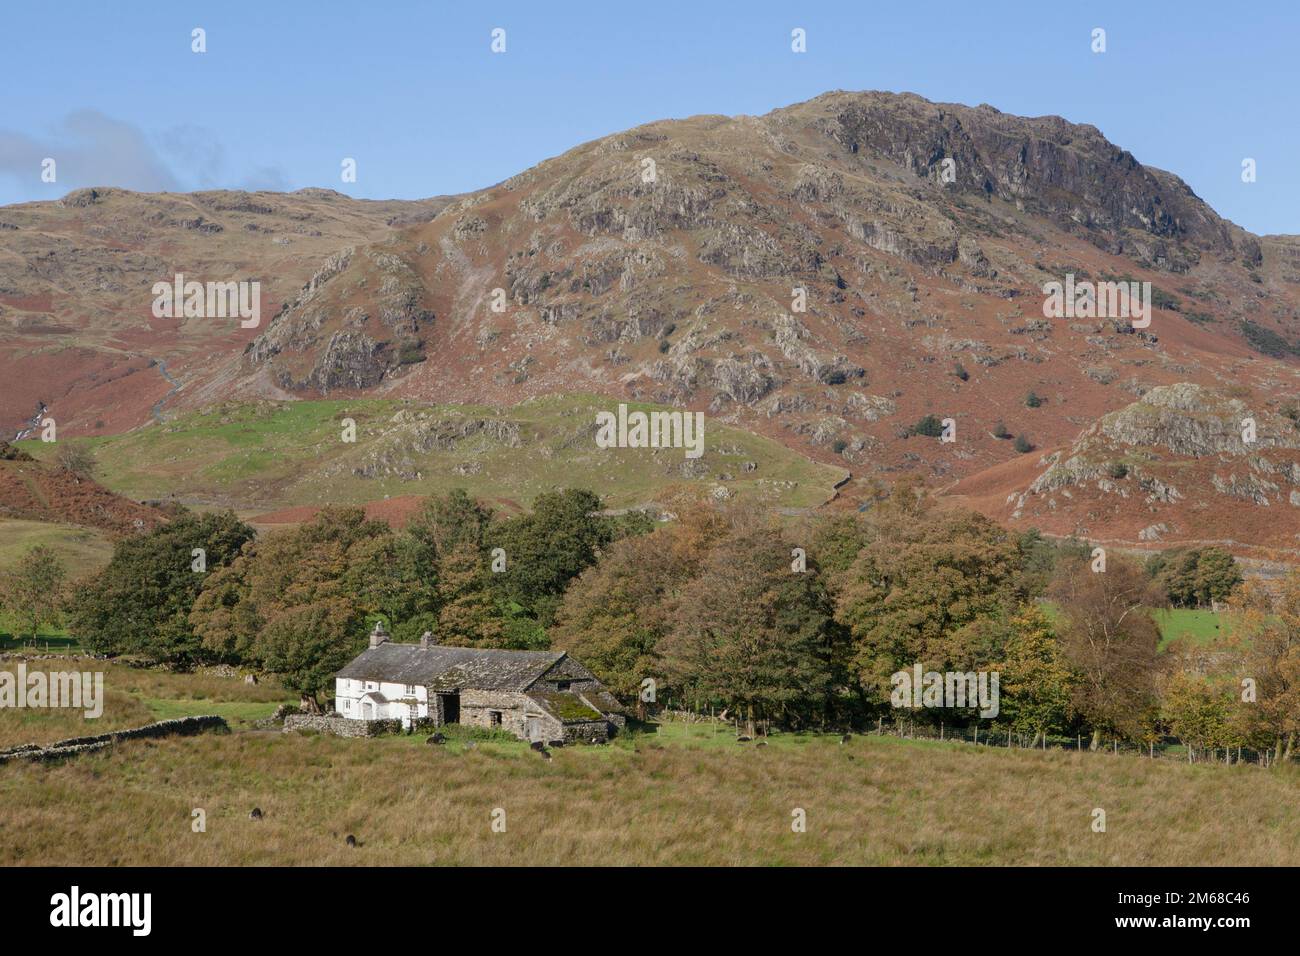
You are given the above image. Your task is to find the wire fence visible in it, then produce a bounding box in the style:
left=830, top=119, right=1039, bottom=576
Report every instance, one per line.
left=656, top=710, right=1278, bottom=766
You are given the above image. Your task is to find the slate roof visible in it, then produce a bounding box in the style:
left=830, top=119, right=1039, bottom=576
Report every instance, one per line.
left=337, top=643, right=566, bottom=692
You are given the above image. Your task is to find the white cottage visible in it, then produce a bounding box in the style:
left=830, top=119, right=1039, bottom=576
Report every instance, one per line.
left=333, top=622, right=625, bottom=743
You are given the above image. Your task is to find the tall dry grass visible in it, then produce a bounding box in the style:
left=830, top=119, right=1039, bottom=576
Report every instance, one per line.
left=0, top=660, right=292, bottom=749
left=2, top=725, right=1298, bottom=866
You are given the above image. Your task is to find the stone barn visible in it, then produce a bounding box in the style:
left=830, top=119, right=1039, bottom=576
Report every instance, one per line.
left=333, top=623, right=626, bottom=743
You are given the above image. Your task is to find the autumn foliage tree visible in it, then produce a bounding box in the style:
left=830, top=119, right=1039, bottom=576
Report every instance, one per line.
left=833, top=505, right=1019, bottom=704
left=435, top=542, right=507, bottom=648
left=1159, top=641, right=1245, bottom=763
left=1226, top=572, right=1300, bottom=763
left=190, top=507, right=399, bottom=708
left=1049, top=553, right=1165, bottom=748
left=992, top=604, right=1075, bottom=745
left=550, top=502, right=727, bottom=703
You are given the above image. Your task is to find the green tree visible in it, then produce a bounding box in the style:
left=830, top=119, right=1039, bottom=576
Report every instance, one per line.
left=1148, top=547, right=1242, bottom=608
left=348, top=533, right=439, bottom=642
left=405, top=488, right=494, bottom=567
left=71, top=510, right=254, bottom=662
left=1192, top=548, right=1242, bottom=606
left=256, top=598, right=365, bottom=711
left=2, top=546, right=67, bottom=641
left=911, top=414, right=945, bottom=438
left=494, top=488, right=612, bottom=624
left=661, top=521, right=837, bottom=733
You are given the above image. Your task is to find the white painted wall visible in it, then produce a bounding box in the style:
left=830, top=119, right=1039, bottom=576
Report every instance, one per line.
left=334, top=677, right=427, bottom=727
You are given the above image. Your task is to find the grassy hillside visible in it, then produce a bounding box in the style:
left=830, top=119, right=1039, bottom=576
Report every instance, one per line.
left=17, top=395, right=846, bottom=513
left=1, top=716, right=1297, bottom=866
left=0, top=518, right=114, bottom=579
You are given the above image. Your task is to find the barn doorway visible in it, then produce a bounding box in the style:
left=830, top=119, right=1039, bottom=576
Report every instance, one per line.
left=438, top=692, right=460, bottom=725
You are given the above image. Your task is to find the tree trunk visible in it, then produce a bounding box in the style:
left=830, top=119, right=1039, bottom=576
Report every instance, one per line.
left=300, top=693, right=321, bottom=714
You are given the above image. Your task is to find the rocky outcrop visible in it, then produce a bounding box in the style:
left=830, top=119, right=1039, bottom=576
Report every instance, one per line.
left=1100, top=383, right=1300, bottom=455
left=1012, top=383, right=1300, bottom=523
left=784, top=91, right=1244, bottom=269
left=772, top=314, right=865, bottom=385
left=247, top=244, right=433, bottom=391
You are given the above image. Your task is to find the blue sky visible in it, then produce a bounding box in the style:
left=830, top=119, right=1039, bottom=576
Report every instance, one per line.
left=2, top=0, right=1296, bottom=234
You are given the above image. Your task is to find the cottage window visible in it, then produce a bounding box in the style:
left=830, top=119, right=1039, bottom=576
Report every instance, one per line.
left=366, top=681, right=377, bottom=691
left=489, top=711, right=502, bottom=729
left=405, top=684, right=416, bottom=696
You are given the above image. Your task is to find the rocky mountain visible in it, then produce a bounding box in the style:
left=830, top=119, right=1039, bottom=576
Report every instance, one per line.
left=0, top=187, right=455, bottom=437
left=952, top=384, right=1300, bottom=556
left=3, top=90, right=1299, bottom=553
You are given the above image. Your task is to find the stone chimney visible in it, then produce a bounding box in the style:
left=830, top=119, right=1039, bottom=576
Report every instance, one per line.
left=419, top=630, right=436, bottom=649
left=369, top=621, right=389, bottom=648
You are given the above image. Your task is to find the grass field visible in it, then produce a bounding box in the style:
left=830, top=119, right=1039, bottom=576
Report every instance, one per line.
left=3, top=715, right=1299, bottom=866
left=16, top=395, right=846, bottom=512
left=1042, top=600, right=1231, bottom=651
left=0, top=518, right=114, bottom=579
left=1155, top=607, right=1232, bottom=649
left=0, top=660, right=294, bottom=749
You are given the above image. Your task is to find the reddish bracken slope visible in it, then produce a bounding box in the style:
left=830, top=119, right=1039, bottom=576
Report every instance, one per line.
left=2, top=91, right=1298, bottom=551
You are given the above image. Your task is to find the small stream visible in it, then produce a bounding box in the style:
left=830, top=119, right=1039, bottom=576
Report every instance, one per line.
left=150, top=359, right=181, bottom=424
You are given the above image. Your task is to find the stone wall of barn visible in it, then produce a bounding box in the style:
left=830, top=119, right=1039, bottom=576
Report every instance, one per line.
left=459, top=689, right=562, bottom=741
left=561, top=719, right=611, bottom=744
left=531, top=657, right=604, bottom=696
